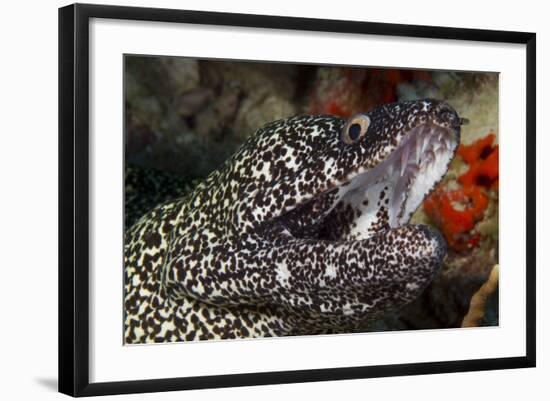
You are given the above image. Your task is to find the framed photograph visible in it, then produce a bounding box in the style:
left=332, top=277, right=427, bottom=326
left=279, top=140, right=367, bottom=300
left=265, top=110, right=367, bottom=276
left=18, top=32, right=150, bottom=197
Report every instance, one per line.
left=58, top=3, right=536, bottom=397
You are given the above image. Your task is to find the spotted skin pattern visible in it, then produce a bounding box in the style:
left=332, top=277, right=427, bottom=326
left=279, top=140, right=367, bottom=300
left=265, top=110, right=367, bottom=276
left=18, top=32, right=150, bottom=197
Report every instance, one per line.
left=124, top=98, right=462, bottom=343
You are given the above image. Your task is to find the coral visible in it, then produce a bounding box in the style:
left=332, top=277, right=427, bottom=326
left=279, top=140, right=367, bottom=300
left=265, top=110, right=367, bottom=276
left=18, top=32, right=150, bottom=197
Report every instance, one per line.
left=457, top=133, right=499, bottom=190
left=423, top=133, right=499, bottom=252
left=461, top=264, right=499, bottom=327
left=125, top=56, right=299, bottom=178
left=424, top=186, right=487, bottom=251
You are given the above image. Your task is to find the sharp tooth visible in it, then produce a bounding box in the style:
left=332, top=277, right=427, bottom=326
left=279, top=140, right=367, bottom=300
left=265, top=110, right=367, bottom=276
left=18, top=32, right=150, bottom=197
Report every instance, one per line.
left=415, top=137, right=422, bottom=164
left=400, top=146, right=409, bottom=176
left=433, top=142, right=443, bottom=153
left=421, top=136, right=429, bottom=154
left=400, top=158, right=407, bottom=177
left=445, top=137, right=452, bottom=149
left=387, top=163, right=394, bottom=176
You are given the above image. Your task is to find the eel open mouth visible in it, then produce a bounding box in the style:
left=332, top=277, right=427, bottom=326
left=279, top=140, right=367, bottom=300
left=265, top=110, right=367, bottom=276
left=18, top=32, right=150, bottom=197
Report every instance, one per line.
left=267, top=103, right=463, bottom=241
left=330, top=122, right=460, bottom=239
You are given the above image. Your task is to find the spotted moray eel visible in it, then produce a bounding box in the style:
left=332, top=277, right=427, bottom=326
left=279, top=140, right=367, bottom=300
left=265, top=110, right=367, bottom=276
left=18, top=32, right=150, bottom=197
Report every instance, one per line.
left=124, top=98, right=464, bottom=343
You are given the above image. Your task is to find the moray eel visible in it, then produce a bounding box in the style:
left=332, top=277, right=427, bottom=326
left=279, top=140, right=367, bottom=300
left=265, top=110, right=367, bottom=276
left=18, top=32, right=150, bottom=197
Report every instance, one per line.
left=124, top=98, right=464, bottom=343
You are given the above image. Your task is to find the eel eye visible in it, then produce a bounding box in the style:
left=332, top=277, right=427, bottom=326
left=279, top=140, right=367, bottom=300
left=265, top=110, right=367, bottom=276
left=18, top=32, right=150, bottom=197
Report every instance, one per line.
left=341, top=114, right=370, bottom=145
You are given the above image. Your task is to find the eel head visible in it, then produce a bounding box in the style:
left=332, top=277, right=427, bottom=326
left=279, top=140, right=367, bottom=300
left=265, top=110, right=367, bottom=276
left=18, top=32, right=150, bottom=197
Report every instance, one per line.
left=233, top=98, right=463, bottom=243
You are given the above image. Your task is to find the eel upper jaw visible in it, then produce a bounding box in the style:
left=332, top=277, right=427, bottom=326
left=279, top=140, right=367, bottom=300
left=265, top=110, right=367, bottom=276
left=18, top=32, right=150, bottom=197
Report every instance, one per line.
left=341, top=122, right=459, bottom=229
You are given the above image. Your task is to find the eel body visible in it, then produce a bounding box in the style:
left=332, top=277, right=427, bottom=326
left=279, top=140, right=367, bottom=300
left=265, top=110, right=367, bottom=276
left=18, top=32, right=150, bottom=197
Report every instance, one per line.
left=124, top=98, right=463, bottom=343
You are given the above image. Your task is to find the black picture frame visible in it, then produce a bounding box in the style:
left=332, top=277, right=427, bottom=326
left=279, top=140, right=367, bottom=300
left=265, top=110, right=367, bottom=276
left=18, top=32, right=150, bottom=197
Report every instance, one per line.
left=58, top=3, right=536, bottom=397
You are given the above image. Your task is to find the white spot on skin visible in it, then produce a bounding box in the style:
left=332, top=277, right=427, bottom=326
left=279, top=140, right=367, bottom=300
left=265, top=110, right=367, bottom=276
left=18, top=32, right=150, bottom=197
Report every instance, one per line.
left=276, top=263, right=290, bottom=284
left=134, top=326, right=145, bottom=339
left=159, top=321, right=176, bottom=337
left=342, top=305, right=354, bottom=316
left=325, top=264, right=337, bottom=279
